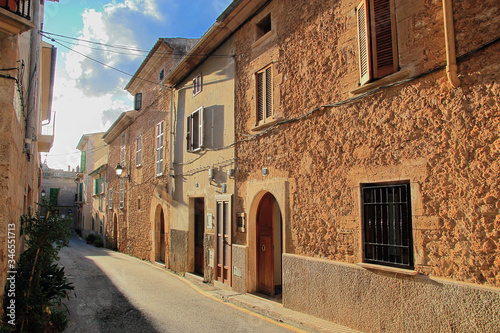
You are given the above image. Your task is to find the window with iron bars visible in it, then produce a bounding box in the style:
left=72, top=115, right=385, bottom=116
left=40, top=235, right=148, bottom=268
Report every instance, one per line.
left=361, top=182, right=413, bottom=269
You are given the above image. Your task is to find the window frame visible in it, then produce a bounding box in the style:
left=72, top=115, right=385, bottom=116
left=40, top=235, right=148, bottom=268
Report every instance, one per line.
left=361, top=181, right=414, bottom=269
left=156, top=121, right=164, bottom=176
left=255, top=64, right=273, bottom=126
left=134, top=92, right=142, bottom=110
left=356, top=0, right=398, bottom=85
left=193, top=73, right=202, bottom=96
left=120, top=133, right=126, bottom=167
left=186, top=106, right=204, bottom=153
left=109, top=188, right=113, bottom=209
left=119, top=178, right=124, bottom=209
left=136, top=135, right=142, bottom=167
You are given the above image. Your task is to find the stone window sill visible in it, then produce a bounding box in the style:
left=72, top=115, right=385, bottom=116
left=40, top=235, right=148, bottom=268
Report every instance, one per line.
left=252, top=30, right=275, bottom=49
left=350, top=68, right=411, bottom=95
left=251, top=118, right=279, bottom=132
left=356, top=262, right=418, bottom=276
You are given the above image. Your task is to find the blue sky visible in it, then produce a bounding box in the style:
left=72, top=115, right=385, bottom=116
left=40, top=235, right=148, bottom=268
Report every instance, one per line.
left=42, top=0, right=232, bottom=170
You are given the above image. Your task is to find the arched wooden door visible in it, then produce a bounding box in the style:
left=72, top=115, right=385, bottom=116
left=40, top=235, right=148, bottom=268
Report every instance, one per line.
left=113, top=214, right=118, bottom=250
left=257, top=192, right=281, bottom=296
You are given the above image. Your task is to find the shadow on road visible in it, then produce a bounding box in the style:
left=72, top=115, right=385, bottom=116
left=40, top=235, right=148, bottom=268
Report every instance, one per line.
left=60, top=235, right=160, bottom=333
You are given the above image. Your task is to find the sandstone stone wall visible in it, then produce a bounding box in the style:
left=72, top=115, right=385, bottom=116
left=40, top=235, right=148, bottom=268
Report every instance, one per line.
left=233, top=0, right=500, bottom=289
left=105, top=45, right=174, bottom=262
left=0, top=28, right=43, bottom=302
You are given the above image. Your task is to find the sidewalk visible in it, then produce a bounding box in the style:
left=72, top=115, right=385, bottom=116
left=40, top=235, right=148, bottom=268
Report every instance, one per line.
left=182, top=272, right=360, bottom=333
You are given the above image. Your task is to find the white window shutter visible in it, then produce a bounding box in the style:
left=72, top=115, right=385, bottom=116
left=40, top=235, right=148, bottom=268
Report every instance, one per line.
left=186, top=115, right=192, bottom=151
left=199, top=106, right=204, bottom=149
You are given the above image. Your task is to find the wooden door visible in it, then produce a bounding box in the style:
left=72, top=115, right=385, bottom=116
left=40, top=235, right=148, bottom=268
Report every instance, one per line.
left=216, top=196, right=231, bottom=286
left=160, top=210, right=165, bottom=263
left=194, top=198, right=205, bottom=276
left=257, top=193, right=274, bottom=296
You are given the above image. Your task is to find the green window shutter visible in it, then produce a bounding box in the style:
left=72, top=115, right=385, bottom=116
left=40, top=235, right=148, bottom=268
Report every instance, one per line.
left=49, top=188, right=60, bottom=205
left=80, top=151, right=86, bottom=172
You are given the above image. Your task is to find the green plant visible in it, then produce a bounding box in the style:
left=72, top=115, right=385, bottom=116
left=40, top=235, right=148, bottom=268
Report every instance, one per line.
left=84, top=233, right=96, bottom=244
left=93, top=235, right=103, bottom=248
left=2, top=199, right=74, bottom=332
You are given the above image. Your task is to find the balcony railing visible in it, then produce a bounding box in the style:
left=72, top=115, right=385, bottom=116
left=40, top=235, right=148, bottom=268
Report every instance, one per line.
left=0, top=0, right=31, bottom=20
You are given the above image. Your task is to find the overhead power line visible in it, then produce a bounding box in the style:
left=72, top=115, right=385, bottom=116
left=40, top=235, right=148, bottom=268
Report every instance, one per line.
left=40, top=31, right=232, bottom=58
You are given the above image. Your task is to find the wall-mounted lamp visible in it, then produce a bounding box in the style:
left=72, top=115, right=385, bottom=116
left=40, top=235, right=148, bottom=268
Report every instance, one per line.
left=41, top=189, right=46, bottom=198
left=262, top=167, right=269, bottom=176
left=115, top=163, right=130, bottom=181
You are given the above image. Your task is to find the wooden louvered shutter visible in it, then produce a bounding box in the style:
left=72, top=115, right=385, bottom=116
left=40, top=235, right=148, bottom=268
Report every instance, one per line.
left=370, top=0, right=398, bottom=79
left=265, top=67, right=272, bottom=119
left=186, top=115, right=192, bottom=151
left=199, top=107, right=204, bottom=148
left=357, top=0, right=371, bottom=85
left=256, top=72, right=264, bottom=123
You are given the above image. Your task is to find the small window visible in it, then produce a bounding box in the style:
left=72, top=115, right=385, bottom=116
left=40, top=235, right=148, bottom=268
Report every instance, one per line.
left=193, top=74, right=202, bottom=96
left=109, top=189, right=113, bottom=209
left=186, top=106, right=204, bottom=152
left=362, top=182, right=413, bottom=269
left=94, top=178, right=99, bottom=196
left=100, top=175, right=105, bottom=194
left=256, top=13, right=271, bottom=40
left=159, top=68, right=165, bottom=82
left=255, top=65, right=273, bottom=125
left=136, top=136, right=142, bottom=167
left=156, top=121, right=164, bottom=176
left=356, top=0, right=398, bottom=85
left=121, top=133, right=126, bottom=167
left=120, top=178, right=124, bottom=209
left=134, top=93, right=142, bottom=110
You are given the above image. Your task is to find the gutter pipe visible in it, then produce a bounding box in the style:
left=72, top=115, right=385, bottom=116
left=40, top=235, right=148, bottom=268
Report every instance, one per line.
left=443, top=0, right=460, bottom=87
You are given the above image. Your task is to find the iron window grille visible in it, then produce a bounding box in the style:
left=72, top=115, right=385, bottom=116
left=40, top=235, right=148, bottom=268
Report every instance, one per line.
left=362, top=182, right=413, bottom=269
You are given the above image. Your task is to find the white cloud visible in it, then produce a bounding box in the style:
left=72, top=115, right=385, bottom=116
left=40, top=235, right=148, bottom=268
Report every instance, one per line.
left=104, top=0, right=162, bottom=20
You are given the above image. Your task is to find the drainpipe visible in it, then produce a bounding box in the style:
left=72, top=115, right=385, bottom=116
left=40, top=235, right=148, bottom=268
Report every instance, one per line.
left=26, top=0, right=41, bottom=155
left=169, top=87, right=174, bottom=198
left=442, top=0, right=460, bottom=88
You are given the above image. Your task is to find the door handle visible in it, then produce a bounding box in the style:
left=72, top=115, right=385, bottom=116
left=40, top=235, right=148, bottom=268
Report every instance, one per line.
left=262, top=244, right=266, bottom=252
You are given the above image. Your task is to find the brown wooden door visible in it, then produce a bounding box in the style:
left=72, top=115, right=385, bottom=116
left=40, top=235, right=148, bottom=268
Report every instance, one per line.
left=160, top=210, right=165, bottom=263
left=216, top=197, right=231, bottom=286
left=194, top=198, right=205, bottom=275
left=257, top=193, right=274, bottom=296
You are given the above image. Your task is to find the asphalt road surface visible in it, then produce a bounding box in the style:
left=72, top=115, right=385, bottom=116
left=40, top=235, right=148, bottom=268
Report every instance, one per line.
left=59, top=235, right=295, bottom=332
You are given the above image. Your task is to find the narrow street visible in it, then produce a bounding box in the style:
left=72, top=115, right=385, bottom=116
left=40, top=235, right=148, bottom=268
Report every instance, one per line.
left=59, top=235, right=296, bottom=333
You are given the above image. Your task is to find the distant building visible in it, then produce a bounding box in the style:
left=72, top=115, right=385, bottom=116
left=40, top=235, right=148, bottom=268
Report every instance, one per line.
left=75, top=133, right=108, bottom=236
left=40, top=163, right=78, bottom=226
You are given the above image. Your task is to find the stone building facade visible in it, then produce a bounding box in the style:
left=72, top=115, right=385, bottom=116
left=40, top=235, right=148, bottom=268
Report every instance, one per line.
left=76, top=132, right=107, bottom=236
left=166, top=33, right=236, bottom=281
left=229, top=0, right=500, bottom=331
left=0, top=0, right=58, bottom=302
left=41, top=163, right=78, bottom=226
left=103, top=38, right=197, bottom=261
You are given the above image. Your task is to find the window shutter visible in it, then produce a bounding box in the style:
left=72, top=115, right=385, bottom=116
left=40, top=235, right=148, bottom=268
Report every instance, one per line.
left=199, top=107, right=204, bottom=149
left=257, top=72, right=264, bottom=123
left=134, top=93, right=142, bottom=110
left=370, top=0, right=398, bottom=78
left=357, top=0, right=372, bottom=85
left=186, top=115, right=192, bottom=151
left=265, top=67, right=272, bottom=119
left=80, top=151, right=86, bottom=172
